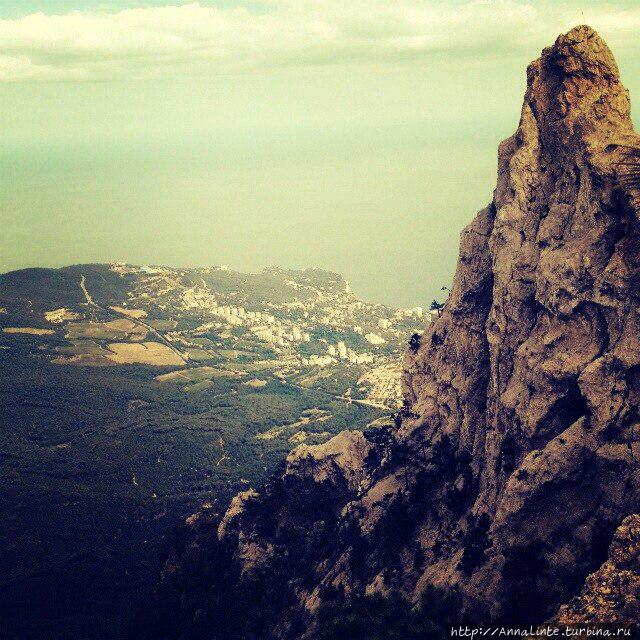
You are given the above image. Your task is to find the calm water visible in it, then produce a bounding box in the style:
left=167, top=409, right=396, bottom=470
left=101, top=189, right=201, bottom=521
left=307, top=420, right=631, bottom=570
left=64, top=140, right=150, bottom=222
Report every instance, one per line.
left=0, top=127, right=499, bottom=307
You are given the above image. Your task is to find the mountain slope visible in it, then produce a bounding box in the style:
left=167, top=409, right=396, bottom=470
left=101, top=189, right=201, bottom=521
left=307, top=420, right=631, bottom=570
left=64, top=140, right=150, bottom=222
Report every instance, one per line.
left=1, top=264, right=406, bottom=640
left=131, top=26, right=640, bottom=638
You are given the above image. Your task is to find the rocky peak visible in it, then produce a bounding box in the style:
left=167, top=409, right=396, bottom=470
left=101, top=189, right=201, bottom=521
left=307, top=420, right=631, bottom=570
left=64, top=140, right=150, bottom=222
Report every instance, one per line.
left=526, top=26, right=631, bottom=152
left=131, top=27, right=640, bottom=639
left=401, top=22, right=640, bottom=620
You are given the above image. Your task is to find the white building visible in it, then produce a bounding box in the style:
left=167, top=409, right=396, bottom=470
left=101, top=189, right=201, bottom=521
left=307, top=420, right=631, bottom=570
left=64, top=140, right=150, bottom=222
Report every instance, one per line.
left=308, top=354, right=334, bottom=367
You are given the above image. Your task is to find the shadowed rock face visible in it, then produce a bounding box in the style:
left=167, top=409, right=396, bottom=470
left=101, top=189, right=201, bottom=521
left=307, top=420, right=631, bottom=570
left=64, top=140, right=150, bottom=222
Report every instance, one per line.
left=130, top=26, right=640, bottom=639
left=551, top=514, right=640, bottom=625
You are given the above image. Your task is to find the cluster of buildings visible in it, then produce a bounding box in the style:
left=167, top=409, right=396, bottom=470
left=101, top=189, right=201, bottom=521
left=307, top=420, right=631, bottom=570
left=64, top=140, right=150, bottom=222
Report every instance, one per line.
left=114, top=264, right=430, bottom=375
left=325, top=342, right=374, bottom=364
left=357, top=361, right=404, bottom=409
left=396, top=306, right=424, bottom=319
left=105, top=263, right=437, bottom=407
left=177, top=278, right=428, bottom=369
left=182, top=287, right=313, bottom=347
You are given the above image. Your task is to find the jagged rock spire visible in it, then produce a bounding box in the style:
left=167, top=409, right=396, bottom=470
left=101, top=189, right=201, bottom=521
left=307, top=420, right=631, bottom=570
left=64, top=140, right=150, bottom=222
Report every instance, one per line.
left=131, top=27, right=640, bottom=638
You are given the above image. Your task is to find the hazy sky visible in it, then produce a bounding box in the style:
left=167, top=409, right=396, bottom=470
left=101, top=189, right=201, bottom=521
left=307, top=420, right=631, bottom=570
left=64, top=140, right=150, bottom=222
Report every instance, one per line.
left=2, top=1, right=640, bottom=306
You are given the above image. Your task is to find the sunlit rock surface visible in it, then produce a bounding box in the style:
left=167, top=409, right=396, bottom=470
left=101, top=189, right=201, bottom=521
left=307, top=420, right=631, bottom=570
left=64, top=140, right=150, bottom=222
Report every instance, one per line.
left=131, top=26, right=640, bottom=639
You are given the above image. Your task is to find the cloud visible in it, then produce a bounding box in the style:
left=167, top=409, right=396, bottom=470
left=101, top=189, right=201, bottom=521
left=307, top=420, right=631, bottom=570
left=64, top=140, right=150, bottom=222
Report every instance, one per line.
left=0, top=1, right=638, bottom=82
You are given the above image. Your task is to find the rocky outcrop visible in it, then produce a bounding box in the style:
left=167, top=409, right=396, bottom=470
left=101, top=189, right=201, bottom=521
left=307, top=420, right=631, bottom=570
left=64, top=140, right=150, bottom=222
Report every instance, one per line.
left=552, top=514, right=640, bottom=624
left=131, top=26, right=640, bottom=639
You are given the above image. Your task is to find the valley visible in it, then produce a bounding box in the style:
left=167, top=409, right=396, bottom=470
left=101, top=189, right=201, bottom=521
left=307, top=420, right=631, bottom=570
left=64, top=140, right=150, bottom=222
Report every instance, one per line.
left=0, top=263, right=423, bottom=639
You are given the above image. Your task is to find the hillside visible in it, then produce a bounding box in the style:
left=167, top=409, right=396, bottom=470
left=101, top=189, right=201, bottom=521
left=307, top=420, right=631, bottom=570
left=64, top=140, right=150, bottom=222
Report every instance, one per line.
left=130, top=26, right=640, bottom=639
left=0, top=264, right=418, bottom=639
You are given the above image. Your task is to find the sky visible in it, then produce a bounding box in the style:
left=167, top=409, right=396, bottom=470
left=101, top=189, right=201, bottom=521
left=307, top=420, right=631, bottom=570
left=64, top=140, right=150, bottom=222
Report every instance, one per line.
left=2, top=1, right=640, bottom=306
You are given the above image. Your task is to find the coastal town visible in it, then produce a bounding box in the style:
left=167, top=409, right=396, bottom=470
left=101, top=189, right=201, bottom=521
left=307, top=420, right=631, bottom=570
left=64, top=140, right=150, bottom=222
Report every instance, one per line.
left=1, top=263, right=439, bottom=410
left=1, top=261, right=435, bottom=640
left=109, top=263, right=435, bottom=408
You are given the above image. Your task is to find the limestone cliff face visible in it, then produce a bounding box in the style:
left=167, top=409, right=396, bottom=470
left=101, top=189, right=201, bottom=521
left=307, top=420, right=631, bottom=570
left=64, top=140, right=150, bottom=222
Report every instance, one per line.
left=131, top=27, right=640, bottom=639
left=401, top=23, right=640, bottom=621
left=551, top=514, right=640, bottom=625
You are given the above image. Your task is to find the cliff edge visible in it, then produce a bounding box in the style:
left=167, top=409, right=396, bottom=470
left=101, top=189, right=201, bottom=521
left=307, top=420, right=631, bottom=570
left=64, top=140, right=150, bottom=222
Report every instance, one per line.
left=131, top=26, right=640, bottom=638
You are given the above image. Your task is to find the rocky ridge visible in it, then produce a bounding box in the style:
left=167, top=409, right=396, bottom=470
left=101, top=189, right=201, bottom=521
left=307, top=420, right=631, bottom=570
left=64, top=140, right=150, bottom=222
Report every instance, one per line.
left=131, top=26, right=640, bottom=638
